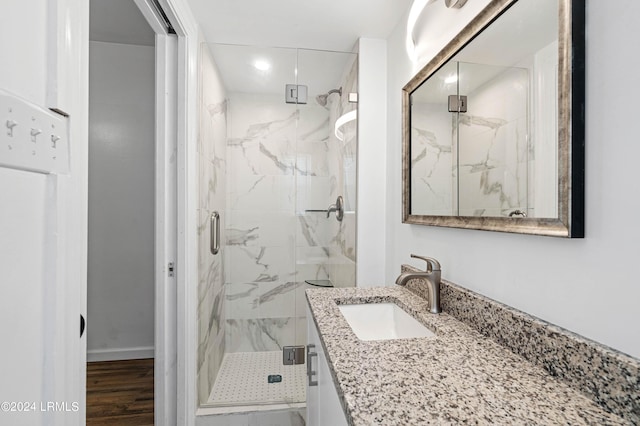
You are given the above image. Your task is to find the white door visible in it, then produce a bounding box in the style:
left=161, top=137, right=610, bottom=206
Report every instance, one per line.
left=0, top=168, right=52, bottom=426
left=1, top=0, right=88, bottom=423
left=1, top=1, right=181, bottom=424
left=0, top=91, right=80, bottom=425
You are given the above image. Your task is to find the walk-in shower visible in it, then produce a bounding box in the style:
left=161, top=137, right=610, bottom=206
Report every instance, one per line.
left=196, top=43, right=358, bottom=418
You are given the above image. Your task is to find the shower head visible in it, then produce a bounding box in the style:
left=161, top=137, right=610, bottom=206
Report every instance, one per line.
left=316, top=87, right=343, bottom=106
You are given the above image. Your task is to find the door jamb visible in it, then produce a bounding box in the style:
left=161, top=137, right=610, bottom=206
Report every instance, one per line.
left=132, top=1, right=181, bottom=425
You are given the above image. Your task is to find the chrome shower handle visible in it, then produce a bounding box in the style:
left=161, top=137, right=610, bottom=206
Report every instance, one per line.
left=326, top=195, right=344, bottom=222
left=210, top=211, right=220, bottom=255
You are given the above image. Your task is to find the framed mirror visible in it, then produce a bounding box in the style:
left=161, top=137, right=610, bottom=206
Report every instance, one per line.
left=402, top=0, right=585, bottom=237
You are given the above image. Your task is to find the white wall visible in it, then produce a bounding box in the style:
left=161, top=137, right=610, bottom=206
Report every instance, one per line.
left=87, top=41, right=155, bottom=361
left=356, top=38, right=388, bottom=287
left=385, top=1, right=640, bottom=358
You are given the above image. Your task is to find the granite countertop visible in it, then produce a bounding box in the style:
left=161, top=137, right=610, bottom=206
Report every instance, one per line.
left=306, top=286, right=629, bottom=425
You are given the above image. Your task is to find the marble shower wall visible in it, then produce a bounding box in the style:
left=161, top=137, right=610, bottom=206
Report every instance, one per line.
left=225, top=52, right=358, bottom=354
left=197, top=44, right=228, bottom=405
left=410, top=103, right=456, bottom=216
left=411, top=62, right=530, bottom=217
left=457, top=63, right=529, bottom=217
left=225, top=93, right=306, bottom=353
left=323, top=56, right=357, bottom=287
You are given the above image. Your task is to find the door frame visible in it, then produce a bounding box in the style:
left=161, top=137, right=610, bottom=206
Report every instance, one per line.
left=132, top=1, right=179, bottom=425
left=153, top=34, right=180, bottom=426
left=45, top=0, right=90, bottom=424
left=133, top=0, right=199, bottom=425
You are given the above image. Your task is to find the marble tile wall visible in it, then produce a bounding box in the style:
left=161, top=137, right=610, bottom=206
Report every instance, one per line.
left=410, top=63, right=530, bottom=217
left=457, top=64, right=529, bottom=217
left=197, top=44, right=228, bottom=404
left=410, top=104, right=455, bottom=216
left=225, top=93, right=308, bottom=353
left=224, top=52, right=358, bottom=355
left=323, top=56, right=357, bottom=288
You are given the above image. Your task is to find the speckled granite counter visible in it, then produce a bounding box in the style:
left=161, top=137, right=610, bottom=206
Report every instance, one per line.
left=306, top=285, right=637, bottom=425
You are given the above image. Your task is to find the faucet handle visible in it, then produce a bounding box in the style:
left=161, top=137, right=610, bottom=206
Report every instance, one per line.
left=410, top=254, right=441, bottom=272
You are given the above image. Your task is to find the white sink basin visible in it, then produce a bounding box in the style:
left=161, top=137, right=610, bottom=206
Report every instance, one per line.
left=338, top=302, right=435, bottom=341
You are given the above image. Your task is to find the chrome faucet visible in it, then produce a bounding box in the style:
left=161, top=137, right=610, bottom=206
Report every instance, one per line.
left=395, top=254, right=442, bottom=314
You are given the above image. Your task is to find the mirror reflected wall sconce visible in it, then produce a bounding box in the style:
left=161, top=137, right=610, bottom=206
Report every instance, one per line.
left=445, top=0, right=468, bottom=8
left=402, top=0, right=585, bottom=238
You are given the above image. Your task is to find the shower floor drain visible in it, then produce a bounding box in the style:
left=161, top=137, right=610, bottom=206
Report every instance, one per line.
left=267, top=374, right=282, bottom=383
left=208, top=351, right=306, bottom=405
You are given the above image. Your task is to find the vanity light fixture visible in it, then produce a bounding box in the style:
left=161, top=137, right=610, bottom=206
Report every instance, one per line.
left=406, top=0, right=469, bottom=61
left=334, top=110, right=357, bottom=142
left=445, top=0, right=468, bottom=8
left=406, top=0, right=431, bottom=62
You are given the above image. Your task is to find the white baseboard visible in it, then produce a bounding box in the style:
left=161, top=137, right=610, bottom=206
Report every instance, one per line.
left=87, top=346, right=155, bottom=362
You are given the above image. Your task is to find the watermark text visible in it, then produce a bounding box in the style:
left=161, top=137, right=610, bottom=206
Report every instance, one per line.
left=1, top=401, right=79, bottom=413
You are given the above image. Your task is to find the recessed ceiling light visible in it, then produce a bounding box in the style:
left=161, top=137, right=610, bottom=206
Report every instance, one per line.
left=444, top=75, right=458, bottom=84
left=253, top=60, right=271, bottom=71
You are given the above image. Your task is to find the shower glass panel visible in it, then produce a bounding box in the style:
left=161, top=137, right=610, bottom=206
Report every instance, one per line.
left=217, top=44, right=303, bottom=407
left=197, top=43, right=357, bottom=410
left=296, top=49, right=358, bottom=289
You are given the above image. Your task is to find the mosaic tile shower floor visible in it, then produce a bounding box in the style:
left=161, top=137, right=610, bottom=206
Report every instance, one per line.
left=208, top=351, right=306, bottom=406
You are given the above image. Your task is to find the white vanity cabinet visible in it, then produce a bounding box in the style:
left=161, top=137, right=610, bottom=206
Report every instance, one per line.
left=306, top=303, right=348, bottom=426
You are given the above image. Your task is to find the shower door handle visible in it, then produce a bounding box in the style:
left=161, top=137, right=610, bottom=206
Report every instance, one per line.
left=307, top=344, right=318, bottom=386
left=210, top=211, right=220, bottom=255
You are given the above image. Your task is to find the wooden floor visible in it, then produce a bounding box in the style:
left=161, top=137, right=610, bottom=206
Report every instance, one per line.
left=86, top=358, right=154, bottom=426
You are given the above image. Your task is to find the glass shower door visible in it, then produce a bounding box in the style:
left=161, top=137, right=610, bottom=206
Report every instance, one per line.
left=199, top=44, right=358, bottom=410
left=208, top=44, right=306, bottom=407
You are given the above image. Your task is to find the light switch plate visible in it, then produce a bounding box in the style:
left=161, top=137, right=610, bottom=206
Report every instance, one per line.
left=0, top=89, right=69, bottom=174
